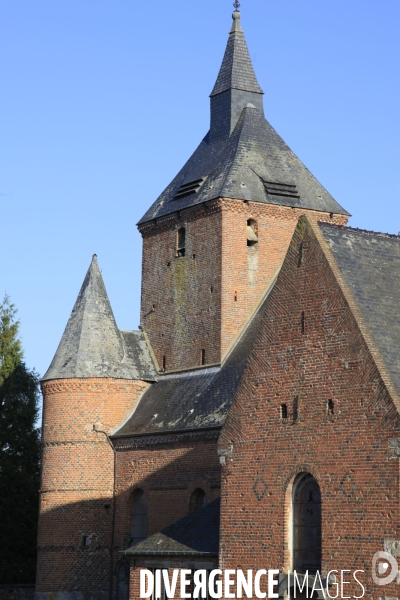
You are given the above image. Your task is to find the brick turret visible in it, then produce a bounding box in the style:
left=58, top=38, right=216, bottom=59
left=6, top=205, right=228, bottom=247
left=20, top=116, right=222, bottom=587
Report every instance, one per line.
left=36, top=256, right=156, bottom=600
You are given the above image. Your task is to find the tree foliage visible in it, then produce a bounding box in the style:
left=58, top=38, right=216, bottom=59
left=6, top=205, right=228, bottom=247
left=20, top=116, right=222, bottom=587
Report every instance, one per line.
left=0, top=296, right=23, bottom=384
left=0, top=294, right=40, bottom=583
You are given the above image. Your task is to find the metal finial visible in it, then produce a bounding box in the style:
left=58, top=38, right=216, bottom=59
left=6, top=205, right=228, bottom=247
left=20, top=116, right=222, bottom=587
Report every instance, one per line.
left=233, top=0, right=240, bottom=11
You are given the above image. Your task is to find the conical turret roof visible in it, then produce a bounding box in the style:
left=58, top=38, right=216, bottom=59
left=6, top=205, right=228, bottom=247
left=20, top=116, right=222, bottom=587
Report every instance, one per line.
left=42, top=255, right=157, bottom=381
left=138, top=11, right=349, bottom=225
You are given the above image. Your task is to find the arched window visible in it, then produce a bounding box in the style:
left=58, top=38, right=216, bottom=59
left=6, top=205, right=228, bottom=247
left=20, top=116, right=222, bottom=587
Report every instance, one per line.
left=130, top=489, right=147, bottom=545
left=292, top=473, right=321, bottom=574
left=189, top=488, right=206, bottom=513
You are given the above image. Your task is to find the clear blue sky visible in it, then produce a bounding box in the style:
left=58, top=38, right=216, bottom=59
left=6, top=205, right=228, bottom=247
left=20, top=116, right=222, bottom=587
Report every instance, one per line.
left=1, top=0, right=399, bottom=383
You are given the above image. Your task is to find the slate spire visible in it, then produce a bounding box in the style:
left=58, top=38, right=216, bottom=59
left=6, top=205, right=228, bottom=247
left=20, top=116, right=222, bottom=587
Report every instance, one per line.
left=43, top=255, right=156, bottom=381
left=209, top=9, right=264, bottom=141
left=138, top=9, right=349, bottom=225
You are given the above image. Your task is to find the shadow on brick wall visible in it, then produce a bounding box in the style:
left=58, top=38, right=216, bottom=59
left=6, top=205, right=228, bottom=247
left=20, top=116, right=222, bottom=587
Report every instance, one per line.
left=36, top=442, right=221, bottom=595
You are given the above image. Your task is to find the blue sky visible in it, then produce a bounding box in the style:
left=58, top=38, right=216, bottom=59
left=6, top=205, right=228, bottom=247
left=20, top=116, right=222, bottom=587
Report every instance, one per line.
left=1, top=0, right=399, bottom=383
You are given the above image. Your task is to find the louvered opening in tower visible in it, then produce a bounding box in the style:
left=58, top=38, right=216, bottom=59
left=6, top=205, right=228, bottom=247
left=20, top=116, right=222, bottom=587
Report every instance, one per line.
left=174, top=178, right=205, bottom=200
left=263, top=180, right=300, bottom=199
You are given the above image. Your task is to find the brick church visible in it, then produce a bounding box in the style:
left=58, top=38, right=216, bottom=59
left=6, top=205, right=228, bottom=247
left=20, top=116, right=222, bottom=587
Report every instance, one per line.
left=36, top=6, right=400, bottom=600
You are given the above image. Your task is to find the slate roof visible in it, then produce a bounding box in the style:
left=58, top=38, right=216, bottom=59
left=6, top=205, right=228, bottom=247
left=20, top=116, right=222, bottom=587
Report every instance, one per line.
left=319, top=224, right=400, bottom=395
left=211, top=12, right=263, bottom=96
left=42, top=256, right=157, bottom=382
left=125, top=499, right=220, bottom=556
left=113, top=278, right=275, bottom=437
left=138, top=12, right=348, bottom=226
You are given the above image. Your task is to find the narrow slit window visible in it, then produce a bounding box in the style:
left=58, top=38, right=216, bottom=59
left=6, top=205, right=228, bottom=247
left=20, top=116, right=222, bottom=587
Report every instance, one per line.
left=176, top=227, right=186, bottom=257
left=301, top=311, right=305, bottom=334
left=327, top=399, right=334, bottom=415
left=162, top=355, right=166, bottom=371
left=247, top=219, right=258, bottom=247
left=201, top=349, right=206, bottom=365
left=234, top=291, right=237, bottom=302
left=281, top=404, right=288, bottom=419
left=80, top=535, right=91, bottom=548
left=298, top=242, right=303, bottom=268
left=293, top=396, right=299, bottom=423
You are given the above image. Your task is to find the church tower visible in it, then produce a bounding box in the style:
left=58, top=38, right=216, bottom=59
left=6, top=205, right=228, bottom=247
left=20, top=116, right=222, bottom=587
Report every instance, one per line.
left=138, top=9, right=348, bottom=373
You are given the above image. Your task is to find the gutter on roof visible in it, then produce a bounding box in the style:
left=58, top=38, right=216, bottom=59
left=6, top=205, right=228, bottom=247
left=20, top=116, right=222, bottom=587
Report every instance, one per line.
left=137, top=196, right=222, bottom=228
left=111, top=426, right=222, bottom=441
left=157, top=362, right=221, bottom=377
left=261, top=198, right=351, bottom=217
left=122, top=550, right=218, bottom=557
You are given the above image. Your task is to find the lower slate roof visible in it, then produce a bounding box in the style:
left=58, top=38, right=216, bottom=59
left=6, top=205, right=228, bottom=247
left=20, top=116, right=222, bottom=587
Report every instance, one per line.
left=113, top=279, right=274, bottom=437
left=125, top=499, right=220, bottom=556
left=319, top=223, right=400, bottom=396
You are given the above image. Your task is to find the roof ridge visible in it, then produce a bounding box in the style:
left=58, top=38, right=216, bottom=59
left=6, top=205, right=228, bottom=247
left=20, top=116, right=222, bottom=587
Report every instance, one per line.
left=319, top=221, right=400, bottom=238
left=216, top=106, right=253, bottom=194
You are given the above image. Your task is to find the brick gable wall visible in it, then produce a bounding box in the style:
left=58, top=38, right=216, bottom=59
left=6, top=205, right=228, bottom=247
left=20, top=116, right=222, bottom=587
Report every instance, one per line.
left=218, top=217, right=400, bottom=598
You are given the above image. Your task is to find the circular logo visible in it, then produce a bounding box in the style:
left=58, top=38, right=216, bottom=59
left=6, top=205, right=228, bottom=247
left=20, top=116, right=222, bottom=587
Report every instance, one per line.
left=372, top=551, right=398, bottom=586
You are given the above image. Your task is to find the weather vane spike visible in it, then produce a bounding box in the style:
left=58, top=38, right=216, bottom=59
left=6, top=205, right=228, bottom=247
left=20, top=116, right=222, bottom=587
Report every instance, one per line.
left=233, top=0, right=240, bottom=11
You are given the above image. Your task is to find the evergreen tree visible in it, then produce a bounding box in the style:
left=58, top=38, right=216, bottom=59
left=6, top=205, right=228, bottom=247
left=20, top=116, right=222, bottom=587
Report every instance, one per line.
left=0, top=294, right=40, bottom=583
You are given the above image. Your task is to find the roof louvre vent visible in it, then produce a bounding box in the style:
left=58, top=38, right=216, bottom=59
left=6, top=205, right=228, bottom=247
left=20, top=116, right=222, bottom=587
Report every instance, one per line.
left=174, top=178, right=205, bottom=200
left=263, top=180, right=300, bottom=199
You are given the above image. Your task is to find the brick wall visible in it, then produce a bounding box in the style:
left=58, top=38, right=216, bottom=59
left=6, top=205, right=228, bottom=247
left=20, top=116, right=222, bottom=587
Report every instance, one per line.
left=220, top=200, right=347, bottom=359
left=111, top=432, right=221, bottom=600
left=140, top=198, right=347, bottom=372
left=36, top=378, right=147, bottom=598
left=139, top=202, right=223, bottom=372
left=113, top=432, right=221, bottom=551
left=218, top=217, right=399, bottom=598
